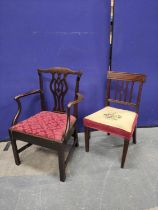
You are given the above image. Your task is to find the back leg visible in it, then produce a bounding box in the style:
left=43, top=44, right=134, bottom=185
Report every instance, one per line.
left=85, top=127, right=90, bottom=152
left=73, top=129, right=79, bottom=147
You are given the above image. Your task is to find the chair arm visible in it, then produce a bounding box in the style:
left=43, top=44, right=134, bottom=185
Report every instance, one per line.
left=67, top=93, right=84, bottom=108
left=15, top=89, right=41, bottom=100
left=12, top=89, right=41, bottom=126
left=64, top=93, right=84, bottom=136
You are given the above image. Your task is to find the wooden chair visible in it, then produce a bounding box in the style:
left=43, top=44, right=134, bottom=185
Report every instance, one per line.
left=9, top=67, right=83, bottom=181
left=83, top=71, right=146, bottom=168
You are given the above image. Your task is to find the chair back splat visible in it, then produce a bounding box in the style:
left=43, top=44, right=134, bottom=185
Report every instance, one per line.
left=38, top=67, right=82, bottom=117
left=105, top=71, right=146, bottom=113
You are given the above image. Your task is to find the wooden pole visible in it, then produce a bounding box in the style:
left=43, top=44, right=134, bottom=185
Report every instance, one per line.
left=109, top=0, right=115, bottom=71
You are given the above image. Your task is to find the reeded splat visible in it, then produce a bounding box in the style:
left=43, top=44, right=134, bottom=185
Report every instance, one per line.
left=129, top=81, right=134, bottom=102
left=106, top=71, right=146, bottom=113
left=124, top=81, right=129, bottom=102
left=50, top=73, right=68, bottom=112
left=119, top=80, right=124, bottom=101
left=112, top=80, right=134, bottom=104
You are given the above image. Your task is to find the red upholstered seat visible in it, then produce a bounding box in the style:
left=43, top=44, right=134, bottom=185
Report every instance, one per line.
left=10, top=111, right=76, bottom=142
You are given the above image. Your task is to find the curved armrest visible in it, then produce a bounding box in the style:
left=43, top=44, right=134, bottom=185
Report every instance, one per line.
left=12, top=89, right=41, bottom=126
left=15, top=89, right=41, bottom=100
left=64, top=92, right=84, bottom=136
left=67, top=93, right=84, bottom=108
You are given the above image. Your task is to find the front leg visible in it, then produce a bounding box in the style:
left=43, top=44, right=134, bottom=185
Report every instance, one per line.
left=58, top=146, right=66, bottom=182
left=9, top=131, right=21, bottom=165
left=121, top=139, right=129, bottom=168
left=133, top=127, right=137, bottom=144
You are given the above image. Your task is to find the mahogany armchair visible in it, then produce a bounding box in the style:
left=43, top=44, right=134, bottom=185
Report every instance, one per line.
left=9, top=67, right=83, bottom=181
left=84, top=71, right=146, bottom=168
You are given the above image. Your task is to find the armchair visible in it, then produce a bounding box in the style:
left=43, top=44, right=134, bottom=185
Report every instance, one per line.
left=9, top=67, right=83, bottom=181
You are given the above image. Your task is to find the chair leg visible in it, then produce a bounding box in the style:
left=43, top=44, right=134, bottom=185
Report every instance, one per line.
left=58, top=147, right=66, bottom=182
left=74, top=128, right=79, bottom=147
left=11, top=139, right=21, bottom=165
left=133, top=127, right=137, bottom=144
left=121, top=139, right=129, bottom=168
left=85, top=127, right=90, bottom=152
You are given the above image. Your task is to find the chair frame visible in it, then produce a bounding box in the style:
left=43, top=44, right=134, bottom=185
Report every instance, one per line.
left=85, top=71, right=146, bottom=168
left=9, top=67, right=83, bottom=181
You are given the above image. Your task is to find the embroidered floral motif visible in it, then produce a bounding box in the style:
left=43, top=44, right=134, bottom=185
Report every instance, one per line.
left=104, top=112, right=122, bottom=120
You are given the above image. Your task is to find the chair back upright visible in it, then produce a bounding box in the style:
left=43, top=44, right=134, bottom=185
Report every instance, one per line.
left=105, top=71, right=146, bottom=113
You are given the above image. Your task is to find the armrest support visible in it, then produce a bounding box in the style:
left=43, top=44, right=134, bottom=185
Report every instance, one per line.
left=64, top=93, right=84, bottom=135
left=12, top=89, right=41, bottom=126
left=67, top=93, right=84, bottom=108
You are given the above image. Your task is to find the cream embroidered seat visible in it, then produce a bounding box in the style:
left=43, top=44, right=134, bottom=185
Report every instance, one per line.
left=83, top=71, right=146, bottom=168
left=84, top=106, right=138, bottom=140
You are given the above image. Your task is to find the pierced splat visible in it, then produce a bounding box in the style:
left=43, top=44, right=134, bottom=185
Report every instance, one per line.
left=50, top=73, right=68, bottom=112
left=38, top=67, right=82, bottom=115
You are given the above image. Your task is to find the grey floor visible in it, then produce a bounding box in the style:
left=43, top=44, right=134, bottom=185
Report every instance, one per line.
left=0, top=128, right=158, bottom=210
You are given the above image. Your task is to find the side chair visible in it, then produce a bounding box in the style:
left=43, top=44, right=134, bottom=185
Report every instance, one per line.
left=83, top=71, right=146, bottom=168
left=9, top=67, right=83, bottom=181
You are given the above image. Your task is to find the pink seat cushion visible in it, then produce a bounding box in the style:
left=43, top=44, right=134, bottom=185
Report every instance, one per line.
left=10, top=111, right=76, bottom=143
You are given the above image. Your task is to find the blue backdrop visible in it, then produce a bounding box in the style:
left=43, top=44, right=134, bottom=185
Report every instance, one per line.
left=0, top=0, right=110, bottom=140
left=2, top=0, right=157, bottom=141
left=112, top=0, right=158, bottom=126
